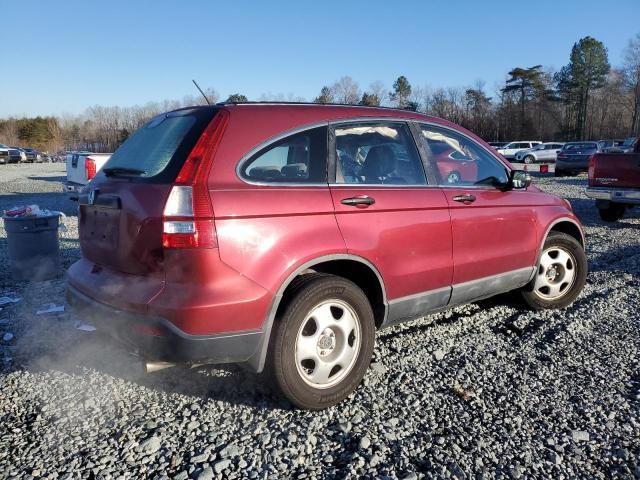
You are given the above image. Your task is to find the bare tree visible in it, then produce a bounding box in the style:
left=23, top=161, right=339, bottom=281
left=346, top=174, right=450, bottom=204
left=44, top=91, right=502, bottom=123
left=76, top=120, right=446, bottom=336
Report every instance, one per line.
left=622, top=33, right=640, bottom=135
left=331, top=76, right=361, bottom=104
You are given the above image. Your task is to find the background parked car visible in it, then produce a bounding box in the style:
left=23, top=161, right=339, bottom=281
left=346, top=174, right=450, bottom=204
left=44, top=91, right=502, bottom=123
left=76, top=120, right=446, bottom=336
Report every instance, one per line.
left=597, top=139, right=624, bottom=151
left=487, top=141, right=508, bottom=150
left=586, top=137, right=640, bottom=221
left=22, top=148, right=43, bottom=162
left=496, top=141, right=542, bottom=159
left=514, top=142, right=565, bottom=163
left=603, top=137, right=638, bottom=153
left=13, top=148, right=27, bottom=162
left=0, top=144, right=10, bottom=164
left=555, top=141, right=602, bottom=176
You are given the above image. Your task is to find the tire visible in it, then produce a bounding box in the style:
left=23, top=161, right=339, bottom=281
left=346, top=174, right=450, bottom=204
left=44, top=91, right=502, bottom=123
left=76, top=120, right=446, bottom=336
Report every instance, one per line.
left=554, top=168, right=564, bottom=177
left=524, top=155, right=535, bottom=164
left=270, top=273, right=376, bottom=410
left=598, top=203, right=625, bottom=222
left=520, top=232, right=587, bottom=310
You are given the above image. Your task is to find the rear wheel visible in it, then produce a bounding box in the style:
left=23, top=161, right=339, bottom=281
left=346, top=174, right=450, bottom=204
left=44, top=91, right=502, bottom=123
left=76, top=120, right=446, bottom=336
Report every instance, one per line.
left=555, top=168, right=564, bottom=177
left=598, top=203, right=625, bottom=222
left=270, top=274, right=375, bottom=410
left=520, top=232, right=587, bottom=310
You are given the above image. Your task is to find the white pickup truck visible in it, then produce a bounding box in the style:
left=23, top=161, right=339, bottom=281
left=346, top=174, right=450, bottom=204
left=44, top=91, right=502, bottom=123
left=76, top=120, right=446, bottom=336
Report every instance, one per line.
left=64, top=152, right=112, bottom=197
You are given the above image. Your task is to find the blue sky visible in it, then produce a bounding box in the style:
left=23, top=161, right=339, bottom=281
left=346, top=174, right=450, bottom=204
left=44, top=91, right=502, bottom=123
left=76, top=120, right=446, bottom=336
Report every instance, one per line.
left=2, top=0, right=638, bottom=117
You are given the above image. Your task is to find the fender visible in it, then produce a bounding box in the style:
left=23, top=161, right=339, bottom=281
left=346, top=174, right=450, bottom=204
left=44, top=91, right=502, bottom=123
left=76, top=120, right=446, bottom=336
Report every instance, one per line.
left=529, top=216, right=585, bottom=282
left=246, top=253, right=387, bottom=372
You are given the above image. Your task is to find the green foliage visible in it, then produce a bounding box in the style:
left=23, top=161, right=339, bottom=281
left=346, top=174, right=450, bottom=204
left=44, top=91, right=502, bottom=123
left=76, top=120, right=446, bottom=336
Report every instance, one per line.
left=313, top=86, right=334, bottom=104
left=390, top=76, right=412, bottom=108
left=226, top=93, right=248, bottom=103
left=557, top=36, right=610, bottom=139
left=359, top=92, right=380, bottom=106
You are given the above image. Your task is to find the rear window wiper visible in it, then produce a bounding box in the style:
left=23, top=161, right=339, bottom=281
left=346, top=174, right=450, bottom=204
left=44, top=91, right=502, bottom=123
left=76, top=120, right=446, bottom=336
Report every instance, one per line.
left=103, top=167, right=146, bottom=177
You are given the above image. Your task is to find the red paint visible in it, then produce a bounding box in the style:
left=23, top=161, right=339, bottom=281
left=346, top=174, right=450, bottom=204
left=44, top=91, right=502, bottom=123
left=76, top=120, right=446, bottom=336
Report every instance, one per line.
left=589, top=151, right=640, bottom=188
left=67, top=104, right=583, bottom=338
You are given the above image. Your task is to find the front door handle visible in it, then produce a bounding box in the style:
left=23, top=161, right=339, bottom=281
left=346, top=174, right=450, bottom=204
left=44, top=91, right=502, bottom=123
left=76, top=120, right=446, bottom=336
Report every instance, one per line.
left=452, top=194, right=476, bottom=203
left=341, top=196, right=376, bottom=207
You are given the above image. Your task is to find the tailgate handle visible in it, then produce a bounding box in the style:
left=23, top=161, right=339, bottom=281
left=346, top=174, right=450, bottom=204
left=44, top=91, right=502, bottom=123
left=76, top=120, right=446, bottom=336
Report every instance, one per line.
left=78, top=193, right=121, bottom=209
left=341, top=196, right=375, bottom=207
left=452, top=194, right=476, bottom=203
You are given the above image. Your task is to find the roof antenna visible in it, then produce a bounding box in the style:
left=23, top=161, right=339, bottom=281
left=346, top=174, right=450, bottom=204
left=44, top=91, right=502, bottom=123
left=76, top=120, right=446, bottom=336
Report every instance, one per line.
left=192, top=79, right=211, bottom=105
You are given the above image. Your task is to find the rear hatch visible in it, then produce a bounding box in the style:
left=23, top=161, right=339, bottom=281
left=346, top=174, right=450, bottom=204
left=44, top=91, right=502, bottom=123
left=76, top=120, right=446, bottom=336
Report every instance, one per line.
left=589, top=152, right=640, bottom=188
left=77, top=106, right=220, bottom=276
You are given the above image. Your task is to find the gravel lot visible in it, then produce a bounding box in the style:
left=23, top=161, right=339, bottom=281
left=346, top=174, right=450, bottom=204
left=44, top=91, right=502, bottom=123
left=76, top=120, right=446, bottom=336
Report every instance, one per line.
left=0, top=163, right=638, bottom=479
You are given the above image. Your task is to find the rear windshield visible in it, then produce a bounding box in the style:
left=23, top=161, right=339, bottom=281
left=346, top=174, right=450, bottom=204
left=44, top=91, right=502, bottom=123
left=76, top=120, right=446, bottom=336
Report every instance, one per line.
left=100, top=107, right=218, bottom=182
left=563, top=142, right=597, bottom=151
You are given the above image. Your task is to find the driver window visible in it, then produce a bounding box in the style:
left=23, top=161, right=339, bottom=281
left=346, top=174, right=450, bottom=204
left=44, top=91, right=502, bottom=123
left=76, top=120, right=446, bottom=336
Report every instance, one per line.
left=334, top=122, right=427, bottom=185
left=418, top=125, right=509, bottom=186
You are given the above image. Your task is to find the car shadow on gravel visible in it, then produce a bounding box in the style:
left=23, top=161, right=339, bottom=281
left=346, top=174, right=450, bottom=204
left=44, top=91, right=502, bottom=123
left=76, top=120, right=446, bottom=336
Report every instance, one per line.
left=27, top=175, right=67, bottom=183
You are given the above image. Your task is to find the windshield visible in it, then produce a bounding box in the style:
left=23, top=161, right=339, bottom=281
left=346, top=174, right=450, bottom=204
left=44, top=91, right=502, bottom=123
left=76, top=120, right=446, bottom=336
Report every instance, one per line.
left=101, top=107, right=218, bottom=181
left=622, top=138, right=636, bottom=146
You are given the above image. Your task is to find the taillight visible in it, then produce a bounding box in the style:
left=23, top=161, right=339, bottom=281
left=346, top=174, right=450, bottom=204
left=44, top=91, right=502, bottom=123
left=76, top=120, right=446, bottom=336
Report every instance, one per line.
left=85, top=157, right=96, bottom=180
left=587, top=155, right=595, bottom=183
left=162, top=111, right=229, bottom=249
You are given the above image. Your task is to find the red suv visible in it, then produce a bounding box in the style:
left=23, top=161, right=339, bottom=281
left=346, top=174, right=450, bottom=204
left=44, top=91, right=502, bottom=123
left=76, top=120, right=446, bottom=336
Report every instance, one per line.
left=67, top=104, right=587, bottom=409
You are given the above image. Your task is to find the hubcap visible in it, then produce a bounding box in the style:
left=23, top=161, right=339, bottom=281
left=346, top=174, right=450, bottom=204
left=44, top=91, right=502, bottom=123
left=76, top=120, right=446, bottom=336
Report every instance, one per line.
left=534, top=246, right=576, bottom=299
left=295, top=300, right=361, bottom=389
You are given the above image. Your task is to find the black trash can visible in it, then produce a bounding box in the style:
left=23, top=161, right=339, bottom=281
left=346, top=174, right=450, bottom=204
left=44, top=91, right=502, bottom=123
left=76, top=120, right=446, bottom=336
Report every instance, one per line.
left=3, top=214, right=61, bottom=281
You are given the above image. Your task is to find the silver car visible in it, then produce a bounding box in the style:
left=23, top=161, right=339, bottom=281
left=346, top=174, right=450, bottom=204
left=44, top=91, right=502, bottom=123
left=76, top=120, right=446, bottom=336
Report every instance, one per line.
left=514, top=142, right=565, bottom=163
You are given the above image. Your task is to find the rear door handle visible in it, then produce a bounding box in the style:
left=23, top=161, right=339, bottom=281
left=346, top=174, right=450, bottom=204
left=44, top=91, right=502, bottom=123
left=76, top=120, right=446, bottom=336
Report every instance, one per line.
left=452, top=194, right=476, bottom=203
left=341, top=196, right=375, bottom=207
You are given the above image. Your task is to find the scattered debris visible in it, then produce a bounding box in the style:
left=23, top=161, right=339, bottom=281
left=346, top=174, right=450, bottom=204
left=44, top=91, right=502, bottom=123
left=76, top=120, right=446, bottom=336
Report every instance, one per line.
left=36, top=303, right=65, bottom=315
left=0, top=293, right=21, bottom=306
left=74, top=322, right=96, bottom=332
left=452, top=383, right=476, bottom=401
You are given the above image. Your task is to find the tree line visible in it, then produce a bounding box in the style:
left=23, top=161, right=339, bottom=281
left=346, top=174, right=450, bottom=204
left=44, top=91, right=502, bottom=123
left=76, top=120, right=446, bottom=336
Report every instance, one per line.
left=1, top=33, right=638, bottom=153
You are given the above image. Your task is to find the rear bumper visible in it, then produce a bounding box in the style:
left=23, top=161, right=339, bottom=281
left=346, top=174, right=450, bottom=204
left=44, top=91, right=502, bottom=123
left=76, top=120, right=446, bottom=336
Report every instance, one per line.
left=586, top=187, right=640, bottom=204
left=66, top=283, right=263, bottom=365
left=556, top=159, right=588, bottom=171
left=64, top=181, right=85, bottom=200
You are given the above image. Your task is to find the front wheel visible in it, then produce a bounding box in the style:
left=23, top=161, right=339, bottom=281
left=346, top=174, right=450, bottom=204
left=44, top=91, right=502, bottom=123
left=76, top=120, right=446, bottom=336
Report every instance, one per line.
left=270, top=274, right=376, bottom=410
left=520, top=232, right=587, bottom=310
left=524, top=155, right=534, bottom=164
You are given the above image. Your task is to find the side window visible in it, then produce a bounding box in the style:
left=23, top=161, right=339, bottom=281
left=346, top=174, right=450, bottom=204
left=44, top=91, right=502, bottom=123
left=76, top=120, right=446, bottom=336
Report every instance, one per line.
left=241, top=127, right=327, bottom=183
left=419, top=125, right=510, bottom=187
left=334, top=122, right=426, bottom=185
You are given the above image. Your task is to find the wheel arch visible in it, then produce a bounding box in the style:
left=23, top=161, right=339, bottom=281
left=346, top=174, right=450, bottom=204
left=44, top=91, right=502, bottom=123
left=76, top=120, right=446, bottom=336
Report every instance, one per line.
left=247, top=254, right=387, bottom=372
left=545, top=218, right=585, bottom=248
left=532, top=218, right=585, bottom=278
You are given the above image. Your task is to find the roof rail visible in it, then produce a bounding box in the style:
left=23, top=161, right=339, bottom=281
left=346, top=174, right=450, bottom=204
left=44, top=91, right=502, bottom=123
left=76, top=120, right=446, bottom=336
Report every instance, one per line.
left=214, top=100, right=419, bottom=113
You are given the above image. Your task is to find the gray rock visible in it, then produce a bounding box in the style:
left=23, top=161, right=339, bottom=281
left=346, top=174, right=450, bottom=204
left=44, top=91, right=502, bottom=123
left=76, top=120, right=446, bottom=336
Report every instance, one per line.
left=213, top=459, right=231, bottom=474
left=140, top=436, right=161, bottom=454
left=197, top=467, right=214, bottom=480
left=571, top=430, right=590, bottom=442
left=359, top=436, right=371, bottom=449
left=433, top=349, right=445, bottom=361
left=2, top=332, right=14, bottom=342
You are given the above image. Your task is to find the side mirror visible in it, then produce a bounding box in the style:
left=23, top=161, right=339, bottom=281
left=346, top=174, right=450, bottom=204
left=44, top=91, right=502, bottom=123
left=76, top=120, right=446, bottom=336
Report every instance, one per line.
left=510, top=170, right=531, bottom=189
